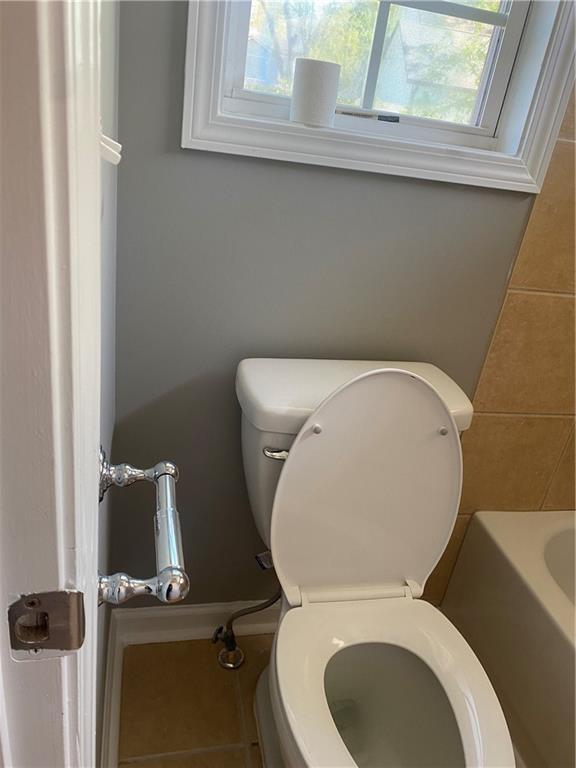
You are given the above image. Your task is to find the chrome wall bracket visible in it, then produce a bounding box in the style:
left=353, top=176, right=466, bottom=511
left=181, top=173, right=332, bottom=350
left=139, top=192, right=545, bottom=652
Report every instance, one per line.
left=98, top=448, right=190, bottom=606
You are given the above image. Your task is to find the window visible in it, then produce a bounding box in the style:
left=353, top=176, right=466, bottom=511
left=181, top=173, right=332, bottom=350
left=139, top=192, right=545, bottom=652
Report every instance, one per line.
left=230, top=1, right=527, bottom=132
left=182, top=1, right=575, bottom=191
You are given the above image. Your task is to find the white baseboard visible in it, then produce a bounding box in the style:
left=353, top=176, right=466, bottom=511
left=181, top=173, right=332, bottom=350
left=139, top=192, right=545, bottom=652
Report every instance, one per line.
left=100, top=600, right=280, bottom=768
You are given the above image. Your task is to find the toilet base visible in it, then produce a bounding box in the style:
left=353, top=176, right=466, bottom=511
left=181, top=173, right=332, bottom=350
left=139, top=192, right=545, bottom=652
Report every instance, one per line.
left=254, top=666, right=285, bottom=768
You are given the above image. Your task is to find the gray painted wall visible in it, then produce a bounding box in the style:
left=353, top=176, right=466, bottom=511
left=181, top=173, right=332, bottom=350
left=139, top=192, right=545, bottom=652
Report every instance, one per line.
left=98, top=0, right=118, bottom=749
left=99, top=0, right=119, bottom=581
left=112, top=1, right=533, bottom=604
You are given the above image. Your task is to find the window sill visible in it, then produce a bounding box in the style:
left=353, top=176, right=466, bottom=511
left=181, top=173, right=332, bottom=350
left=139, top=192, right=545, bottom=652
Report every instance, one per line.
left=185, top=107, right=537, bottom=191
left=182, top=1, right=575, bottom=193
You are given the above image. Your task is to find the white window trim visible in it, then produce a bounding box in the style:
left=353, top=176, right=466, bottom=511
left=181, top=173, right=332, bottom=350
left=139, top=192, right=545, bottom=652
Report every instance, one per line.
left=182, top=1, right=574, bottom=192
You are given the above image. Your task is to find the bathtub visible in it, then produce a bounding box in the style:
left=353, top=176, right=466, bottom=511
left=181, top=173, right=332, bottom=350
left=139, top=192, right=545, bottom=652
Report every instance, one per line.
left=443, top=511, right=575, bottom=768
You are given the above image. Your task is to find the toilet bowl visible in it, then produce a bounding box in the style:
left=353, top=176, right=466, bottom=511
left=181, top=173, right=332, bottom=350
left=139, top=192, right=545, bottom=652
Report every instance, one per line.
left=268, top=599, right=513, bottom=767
left=236, top=360, right=514, bottom=768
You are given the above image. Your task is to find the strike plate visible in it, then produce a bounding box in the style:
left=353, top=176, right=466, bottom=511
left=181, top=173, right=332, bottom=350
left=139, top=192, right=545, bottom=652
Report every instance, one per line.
left=8, top=591, right=85, bottom=652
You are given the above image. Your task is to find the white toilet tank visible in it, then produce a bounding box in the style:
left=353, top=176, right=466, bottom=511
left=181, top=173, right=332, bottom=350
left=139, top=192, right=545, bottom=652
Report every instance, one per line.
left=235, top=358, right=473, bottom=547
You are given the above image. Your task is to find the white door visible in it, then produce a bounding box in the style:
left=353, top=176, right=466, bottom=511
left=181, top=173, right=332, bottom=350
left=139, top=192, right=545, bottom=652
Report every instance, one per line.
left=0, top=1, right=101, bottom=765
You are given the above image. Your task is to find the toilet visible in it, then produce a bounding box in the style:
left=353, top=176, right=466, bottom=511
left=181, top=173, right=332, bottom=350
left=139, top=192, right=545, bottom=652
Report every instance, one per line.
left=236, top=358, right=514, bottom=768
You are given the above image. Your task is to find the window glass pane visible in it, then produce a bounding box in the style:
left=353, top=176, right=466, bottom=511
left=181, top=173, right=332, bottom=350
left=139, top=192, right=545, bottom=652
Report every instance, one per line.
left=244, top=0, right=378, bottom=106
left=373, top=5, right=499, bottom=124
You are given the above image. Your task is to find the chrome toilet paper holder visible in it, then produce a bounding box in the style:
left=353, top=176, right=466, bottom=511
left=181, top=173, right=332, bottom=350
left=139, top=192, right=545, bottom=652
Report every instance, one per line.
left=98, top=448, right=190, bottom=605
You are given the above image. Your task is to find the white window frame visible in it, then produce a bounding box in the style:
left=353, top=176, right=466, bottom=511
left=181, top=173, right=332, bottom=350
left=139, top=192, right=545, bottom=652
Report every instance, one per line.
left=182, top=0, right=575, bottom=192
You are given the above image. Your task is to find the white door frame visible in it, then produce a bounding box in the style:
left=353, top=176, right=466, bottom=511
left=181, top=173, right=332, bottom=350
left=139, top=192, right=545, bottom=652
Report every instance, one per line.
left=0, top=1, right=101, bottom=765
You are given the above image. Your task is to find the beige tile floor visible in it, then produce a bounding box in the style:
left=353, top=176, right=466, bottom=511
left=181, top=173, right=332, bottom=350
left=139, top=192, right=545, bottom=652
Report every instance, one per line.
left=117, top=634, right=274, bottom=768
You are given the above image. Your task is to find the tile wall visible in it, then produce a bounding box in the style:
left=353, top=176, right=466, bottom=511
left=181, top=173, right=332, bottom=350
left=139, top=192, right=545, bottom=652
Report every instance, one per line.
left=425, top=93, right=575, bottom=604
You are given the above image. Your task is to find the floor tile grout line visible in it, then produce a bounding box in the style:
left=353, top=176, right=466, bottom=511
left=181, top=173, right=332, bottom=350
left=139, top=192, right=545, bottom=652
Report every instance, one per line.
left=233, top=671, right=253, bottom=768
left=118, top=742, right=247, bottom=765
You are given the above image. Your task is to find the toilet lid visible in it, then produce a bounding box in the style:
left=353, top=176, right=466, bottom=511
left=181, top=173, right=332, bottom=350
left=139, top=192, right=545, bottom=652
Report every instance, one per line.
left=270, top=369, right=463, bottom=607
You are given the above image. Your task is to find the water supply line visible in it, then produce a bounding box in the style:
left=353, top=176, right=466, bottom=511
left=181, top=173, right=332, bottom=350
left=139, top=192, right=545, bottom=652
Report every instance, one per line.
left=212, top=587, right=282, bottom=669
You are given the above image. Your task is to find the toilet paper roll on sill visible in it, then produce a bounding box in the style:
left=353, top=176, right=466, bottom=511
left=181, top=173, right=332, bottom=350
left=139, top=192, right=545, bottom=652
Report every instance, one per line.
left=290, top=58, right=341, bottom=128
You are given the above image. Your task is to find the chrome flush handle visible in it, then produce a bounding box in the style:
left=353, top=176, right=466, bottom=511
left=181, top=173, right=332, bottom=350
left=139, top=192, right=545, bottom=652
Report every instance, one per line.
left=263, top=447, right=289, bottom=461
left=98, top=449, right=190, bottom=606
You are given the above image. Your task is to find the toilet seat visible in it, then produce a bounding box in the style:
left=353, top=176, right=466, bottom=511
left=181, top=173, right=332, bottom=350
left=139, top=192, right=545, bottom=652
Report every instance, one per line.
left=272, top=598, right=515, bottom=768
left=266, top=369, right=513, bottom=768
left=271, top=368, right=463, bottom=607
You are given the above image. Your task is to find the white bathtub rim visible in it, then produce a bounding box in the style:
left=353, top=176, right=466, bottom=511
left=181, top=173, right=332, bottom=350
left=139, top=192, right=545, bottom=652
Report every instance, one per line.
left=475, top=510, right=575, bottom=645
